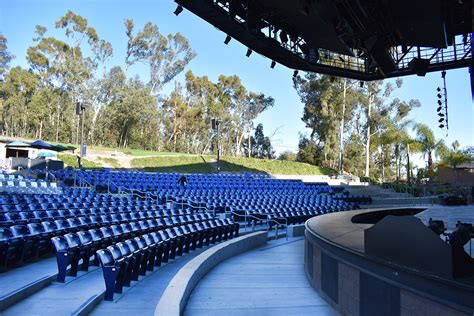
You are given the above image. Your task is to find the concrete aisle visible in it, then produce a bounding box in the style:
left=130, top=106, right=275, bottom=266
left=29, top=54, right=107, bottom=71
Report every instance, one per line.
left=90, top=245, right=211, bottom=316
left=185, top=237, right=339, bottom=316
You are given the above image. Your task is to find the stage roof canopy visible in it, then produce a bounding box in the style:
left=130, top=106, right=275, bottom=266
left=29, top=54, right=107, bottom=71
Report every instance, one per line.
left=176, top=0, right=472, bottom=80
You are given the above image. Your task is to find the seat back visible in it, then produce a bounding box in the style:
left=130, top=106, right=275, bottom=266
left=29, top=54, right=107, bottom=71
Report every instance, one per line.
left=125, top=239, right=139, bottom=252
left=110, top=225, right=123, bottom=236
left=77, top=230, right=93, bottom=245
left=27, top=223, right=45, bottom=235
left=97, top=249, right=114, bottom=266
left=100, top=226, right=113, bottom=238
left=107, top=245, right=124, bottom=261
left=142, top=234, right=155, bottom=246
left=116, top=242, right=132, bottom=256
left=134, top=236, right=147, bottom=249
left=41, top=221, right=58, bottom=233
left=0, top=227, right=13, bottom=241
left=64, top=233, right=81, bottom=248
left=89, top=228, right=105, bottom=241
left=10, top=225, right=31, bottom=238
left=51, top=236, right=69, bottom=252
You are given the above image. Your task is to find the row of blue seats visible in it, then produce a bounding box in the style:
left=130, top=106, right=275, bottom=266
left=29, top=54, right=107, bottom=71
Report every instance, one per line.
left=52, top=218, right=238, bottom=300
left=0, top=208, right=210, bottom=227
left=0, top=212, right=219, bottom=271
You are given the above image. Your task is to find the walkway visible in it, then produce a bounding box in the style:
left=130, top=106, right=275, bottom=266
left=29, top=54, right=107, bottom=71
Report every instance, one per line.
left=185, top=237, right=339, bottom=316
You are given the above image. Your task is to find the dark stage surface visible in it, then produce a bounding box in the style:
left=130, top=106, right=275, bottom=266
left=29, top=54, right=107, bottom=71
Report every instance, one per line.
left=305, top=207, right=474, bottom=314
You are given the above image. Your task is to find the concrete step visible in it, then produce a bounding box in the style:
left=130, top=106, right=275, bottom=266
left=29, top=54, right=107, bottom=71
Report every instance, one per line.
left=368, top=197, right=437, bottom=206
left=0, top=257, right=59, bottom=311
left=2, top=267, right=104, bottom=316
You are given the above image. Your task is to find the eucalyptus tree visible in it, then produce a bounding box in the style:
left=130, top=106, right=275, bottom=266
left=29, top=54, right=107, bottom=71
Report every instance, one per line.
left=293, top=74, right=358, bottom=170
left=124, top=19, right=196, bottom=97
left=0, top=34, right=14, bottom=80
left=1, top=67, right=38, bottom=136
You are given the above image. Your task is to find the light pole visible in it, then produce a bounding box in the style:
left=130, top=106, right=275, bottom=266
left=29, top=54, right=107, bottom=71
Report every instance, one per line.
left=76, top=102, right=88, bottom=168
left=211, top=118, right=220, bottom=171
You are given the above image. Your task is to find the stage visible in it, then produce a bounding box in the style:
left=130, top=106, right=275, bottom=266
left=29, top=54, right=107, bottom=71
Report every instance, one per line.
left=304, top=206, right=474, bottom=316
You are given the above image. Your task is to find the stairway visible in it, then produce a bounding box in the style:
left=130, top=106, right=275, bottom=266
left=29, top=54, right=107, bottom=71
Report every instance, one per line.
left=345, top=185, right=436, bottom=207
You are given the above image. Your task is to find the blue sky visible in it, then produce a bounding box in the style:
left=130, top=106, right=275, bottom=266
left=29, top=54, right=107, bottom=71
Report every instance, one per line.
left=1, top=0, right=473, bottom=165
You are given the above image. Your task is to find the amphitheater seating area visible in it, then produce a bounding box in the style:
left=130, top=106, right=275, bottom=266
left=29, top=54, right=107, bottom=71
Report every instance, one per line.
left=0, top=169, right=370, bottom=308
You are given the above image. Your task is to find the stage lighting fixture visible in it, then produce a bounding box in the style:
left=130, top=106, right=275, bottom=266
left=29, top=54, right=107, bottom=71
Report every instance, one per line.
left=293, top=70, right=299, bottom=77
left=437, top=100, right=442, bottom=106
left=224, top=35, right=231, bottom=45
left=174, top=5, right=184, bottom=16
left=437, top=93, right=442, bottom=99
left=437, top=106, right=442, bottom=112
left=270, top=61, right=276, bottom=69
left=438, top=113, right=445, bottom=117
left=359, top=81, right=364, bottom=88
left=439, top=124, right=445, bottom=128
left=449, top=226, right=471, bottom=247
left=246, top=48, right=252, bottom=57
left=338, top=56, right=345, bottom=62
left=438, top=118, right=444, bottom=123
left=279, top=31, right=288, bottom=43
left=428, top=219, right=446, bottom=236
left=437, top=87, right=441, bottom=92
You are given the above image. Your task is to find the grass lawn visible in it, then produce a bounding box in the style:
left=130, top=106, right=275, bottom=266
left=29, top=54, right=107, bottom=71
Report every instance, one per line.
left=218, top=156, right=336, bottom=175
left=131, top=155, right=213, bottom=173
left=58, top=154, right=102, bottom=169
left=132, top=155, right=336, bottom=175
left=97, top=157, right=122, bottom=168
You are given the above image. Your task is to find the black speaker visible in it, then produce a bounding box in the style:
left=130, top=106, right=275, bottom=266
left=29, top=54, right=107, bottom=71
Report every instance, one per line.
left=408, top=58, right=430, bottom=76
left=76, top=102, right=83, bottom=115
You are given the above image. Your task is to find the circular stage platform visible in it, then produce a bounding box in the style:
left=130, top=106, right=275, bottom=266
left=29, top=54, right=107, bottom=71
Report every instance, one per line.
left=304, top=207, right=474, bottom=316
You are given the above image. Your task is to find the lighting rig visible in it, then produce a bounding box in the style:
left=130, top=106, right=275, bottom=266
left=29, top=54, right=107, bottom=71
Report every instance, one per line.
left=436, top=71, right=448, bottom=136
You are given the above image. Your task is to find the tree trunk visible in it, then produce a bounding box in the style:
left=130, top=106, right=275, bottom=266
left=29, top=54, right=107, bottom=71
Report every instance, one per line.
left=338, top=78, right=347, bottom=175
left=56, top=101, right=61, bottom=142
left=39, top=120, right=43, bottom=140
left=364, top=91, right=373, bottom=177
left=381, top=148, right=385, bottom=182
left=406, top=144, right=411, bottom=184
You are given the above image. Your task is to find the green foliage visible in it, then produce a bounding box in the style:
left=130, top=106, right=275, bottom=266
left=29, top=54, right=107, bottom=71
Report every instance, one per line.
left=413, top=123, right=446, bottom=171
left=58, top=154, right=101, bottom=169
left=439, top=141, right=472, bottom=168
left=278, top=150, right=296, bottom=161
left=0, top=11, right=272, bottom=157
left=0, top=33, right=14, bottom=79
left=294, top=73, right=421, bottom=181
left=242, top=123, right=275, bottom=159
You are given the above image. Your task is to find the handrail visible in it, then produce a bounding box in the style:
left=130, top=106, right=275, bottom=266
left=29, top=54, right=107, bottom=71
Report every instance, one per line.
left=268, top=216, right=288, bottom=240
left=226, top=209, right=249, bottom=232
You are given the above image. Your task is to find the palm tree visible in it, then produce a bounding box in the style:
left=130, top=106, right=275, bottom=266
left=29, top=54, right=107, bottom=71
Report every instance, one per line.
left=413, top=123, right=445, bottom=171
left=440, top=141, right=472, bottom=186
left=400, top=130, right=422, bottom=184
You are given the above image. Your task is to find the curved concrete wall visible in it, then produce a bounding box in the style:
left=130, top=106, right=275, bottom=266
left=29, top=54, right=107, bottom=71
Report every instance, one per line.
left=304, top=218, right=474, bottom=316
left=155, top=231, right=268, bottom=316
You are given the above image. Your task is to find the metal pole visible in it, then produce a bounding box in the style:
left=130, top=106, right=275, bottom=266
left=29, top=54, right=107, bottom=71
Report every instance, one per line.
left=79, top=108, right=85, bottom=168
left=216, top=120, right=220, bottom=171
left=442, top=71, right=448, bottom=136
left=338, top=78, right=347, bottom=176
